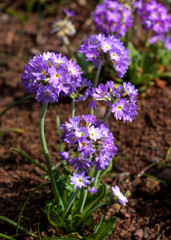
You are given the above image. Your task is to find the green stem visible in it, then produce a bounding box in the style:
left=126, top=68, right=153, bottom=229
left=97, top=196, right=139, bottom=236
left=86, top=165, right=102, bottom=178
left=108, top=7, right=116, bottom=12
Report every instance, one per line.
left=80, top=201, right=106, bottom=224
left=0, top=215, right=34, bottom=236
left=117, top=205, right=123, bottom=216
left=94, top=170, right=101, bottom=188
left=56, top=115, right=64, bottom=152
left=140, top=31, right=150, bottom=69
left=103, top=107, right=112, bottom=123
left=63, top=188, right=80, bottom=218
left=39, top=102, right=64, bottom=210
left=16, top=182, right=48, bottom=234
left=0, top=95, right=34, bottom=118
left=94, top=213, right=104, bottom=233
left=64, top=41, right=76, bottom=61
left=94, top=60, right=104, bottom=88
left=0, top=233, right=15, bottom=240
left=71, top=98, right=75, bottom=118
left=77, top=189, right=88, bottom=214
left=90, top=60, right=104, bottom=115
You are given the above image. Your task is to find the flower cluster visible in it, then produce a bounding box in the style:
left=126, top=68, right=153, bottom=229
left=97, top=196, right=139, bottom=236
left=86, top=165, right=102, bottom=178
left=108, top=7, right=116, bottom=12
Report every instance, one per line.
left=21, top=52, right=83, bottom=104
left=149, top=34, right=171, bottom=51
left=92, top=0, right=133, bottom=37
left=137, top=0, right=171, bottom=34
left=79, top=34, right=130, bottom=78
left=59, top=114, right=117, bottom=190
left=89, top=81, right=138, bottom=122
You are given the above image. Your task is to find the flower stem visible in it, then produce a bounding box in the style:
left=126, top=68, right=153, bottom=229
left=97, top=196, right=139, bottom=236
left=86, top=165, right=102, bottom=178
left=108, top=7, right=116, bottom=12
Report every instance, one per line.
left=103, top=107, right=112, bottom=123
left=90, top=60, right=104, bottom=115
left=94, top=170, right=101, bottom=188
left=64, top=41, right=76, bottom=61
left=79, top=201, right=106, bottom=225
left=71, top=98, right=75, bottom=118
left=94, top=213, right=104, bottom=233
left=63, top=188, right=80, bottom=218
left=77, top=188, right=88, bottom=214
left=94, top=60, right=104, bottom=88
left=39, top=102, right=64, bottom=210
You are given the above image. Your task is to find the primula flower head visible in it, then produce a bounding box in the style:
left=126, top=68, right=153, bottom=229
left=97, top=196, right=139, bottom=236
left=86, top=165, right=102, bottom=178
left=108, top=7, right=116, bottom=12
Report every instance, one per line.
left=59, top=114, right=117, bottom=171
left=137, top=0, right=171, bottom=35
left=21, top=52, right=83, bottom=104
left=79, top=34, right=130, bottom=78
left=112, top=186, right=128, bottom=206
left=92, top=0, right=133, bottom=37
left=88, top=81, right=138, bottom=122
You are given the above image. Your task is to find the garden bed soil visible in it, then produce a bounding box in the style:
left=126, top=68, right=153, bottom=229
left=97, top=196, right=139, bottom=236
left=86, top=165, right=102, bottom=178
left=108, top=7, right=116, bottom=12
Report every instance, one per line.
left=0, top=1, right=171, bottom=239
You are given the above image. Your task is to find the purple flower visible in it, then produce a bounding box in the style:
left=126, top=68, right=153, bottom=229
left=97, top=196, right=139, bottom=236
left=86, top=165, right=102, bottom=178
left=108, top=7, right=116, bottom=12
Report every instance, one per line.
left=88, top=125, right=102, bottom=141
left=137, top=0, right=171, bottom=34
left=21, top=52, right=83, bottom=104
left=111, top=99, right=129, bottom=122
left=79, top=34, right=130, bottom=79
left=69, top=157, right=91, bottom=170
left=123, top=82, right=138, bottom=101
left=60, top=114, right=117, bottom=171
left=112, top=186, right=128, bottom=206
left=35, top=85, right=57, bottom=104
left=88, top=187, right=97, bottom=194
left=92, top=0, right=133, bottom=37
left=63, top=9, right=75, bottom=18
left=88, top=81, right=138, bottom=122
left=70, top=171, right=90, bottom=189
left=58, top=151, right=70, bottom=162
left=75, top=127, right=89, bottom=138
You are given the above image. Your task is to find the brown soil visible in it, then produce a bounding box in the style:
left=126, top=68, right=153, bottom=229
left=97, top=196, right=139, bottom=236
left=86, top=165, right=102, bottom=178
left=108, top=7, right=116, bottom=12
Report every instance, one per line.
left=0, top=1, right=171, bottom=239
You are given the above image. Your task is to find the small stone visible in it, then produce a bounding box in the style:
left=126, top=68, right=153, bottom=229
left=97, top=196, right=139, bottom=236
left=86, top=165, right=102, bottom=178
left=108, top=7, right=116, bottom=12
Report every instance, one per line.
left=133, top=228, right=144, bottom=238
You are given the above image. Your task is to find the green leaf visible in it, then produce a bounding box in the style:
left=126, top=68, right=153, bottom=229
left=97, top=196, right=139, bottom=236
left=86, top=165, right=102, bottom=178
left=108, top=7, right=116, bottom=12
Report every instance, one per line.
left=75, top=52, right=92, bottom=70
left=128, top=42, right=141, bottom=68
left=143, top=173, right=167, bottom=183
left=12, top=147, right=47, bottom=173
left=87, top=216, right=117, bottom=240
left=0, top=233, right=16, bottom=240
left=47, top=202, right=65, bottom=228
left=81, top=183, right=107, bottom=218
left=157, top=48, right=171, bottom=66
left=5, top=8, right=25, bottom=23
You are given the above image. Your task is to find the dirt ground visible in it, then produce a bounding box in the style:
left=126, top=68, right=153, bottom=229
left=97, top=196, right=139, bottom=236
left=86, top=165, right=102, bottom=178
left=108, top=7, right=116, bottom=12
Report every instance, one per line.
left=0, top=1, right=171, bottom=239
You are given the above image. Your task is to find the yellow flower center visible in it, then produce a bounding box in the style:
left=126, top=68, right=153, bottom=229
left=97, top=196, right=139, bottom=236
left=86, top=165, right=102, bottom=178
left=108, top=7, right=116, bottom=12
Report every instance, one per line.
left=117, top=105, right=122, bottom=110
left=112, top=53, right=116, bottom=57
left=81, top=133, right=84, bottom=136
left=78, top=178, right=82, bottom=182
left=82, top=142, right=86, bottom=146
left=73, top=136, right=76, bottom=141
left=42, top=70, right=46, bottom=75
left=102, top=92, right=105, bottom=96
left=91, top=133, right=94, bottom=136
left=55, top=73, right=60, bottom=78
left=45, top=91, right=50, bottom=95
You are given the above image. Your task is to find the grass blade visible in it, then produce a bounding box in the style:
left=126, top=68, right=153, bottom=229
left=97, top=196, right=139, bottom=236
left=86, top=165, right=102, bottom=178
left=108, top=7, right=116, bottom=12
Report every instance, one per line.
left=0, top=215, right=34, bottom=236
left=0, top=95, right=34, bottom=118
left=16, top=182, right=48, bottom=234
left=12, top=147, right=47, bottom=173
left=0, top=233, right=16, bottom=240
